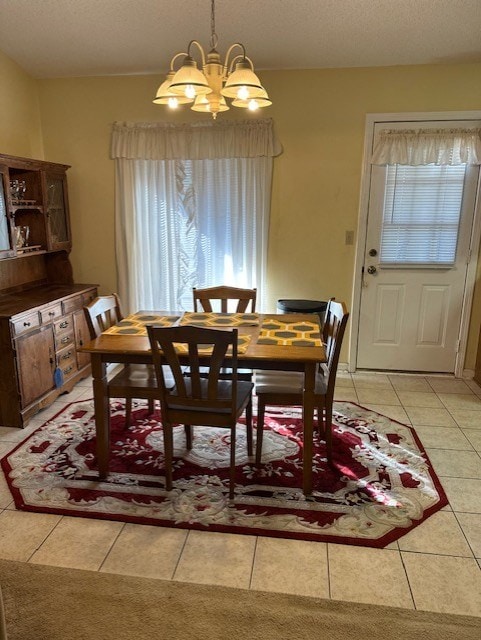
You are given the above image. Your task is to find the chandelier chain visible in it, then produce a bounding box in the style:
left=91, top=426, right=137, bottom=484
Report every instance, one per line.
left=210, top=0, right=219, bottom=50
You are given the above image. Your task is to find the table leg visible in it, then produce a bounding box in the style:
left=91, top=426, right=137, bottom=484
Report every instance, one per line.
left=303, top=361, right=316, bottom=495
left=91, top=354, right=110, bottom=479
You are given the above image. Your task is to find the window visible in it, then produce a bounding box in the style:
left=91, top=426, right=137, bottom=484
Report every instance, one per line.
left=380, top=164, right=466, bottom=265
left=130, top=156, right=271, bottom=310
left=111, top=120, right=280, bottom=313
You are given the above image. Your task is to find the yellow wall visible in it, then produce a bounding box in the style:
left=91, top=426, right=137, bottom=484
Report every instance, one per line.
left=0, top=51, right=478, bottom=367
left=0, top=49, right=43, bottom=158
left=37, top=63, right=481, bottom=368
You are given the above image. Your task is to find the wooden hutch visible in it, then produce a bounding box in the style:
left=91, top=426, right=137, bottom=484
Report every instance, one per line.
left=0, top=153, right=97, bottom=428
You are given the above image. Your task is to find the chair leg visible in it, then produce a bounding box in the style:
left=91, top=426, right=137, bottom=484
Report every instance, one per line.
left=317, top=405, right=326, bottom=438
left=255, top=397, right=266, bottom=465
left=125, top=397, right=132, bottom=427
left=163, top=422, right=174, bottom=491
left=184, top=424, right=193, bottom=450
left=147, top=398, right=155, bottom=414
left=245, top=399, right=253, bottom=457
left=324, top=399, right=334, bottom=466
left=229, top=423, right=236, bottom=500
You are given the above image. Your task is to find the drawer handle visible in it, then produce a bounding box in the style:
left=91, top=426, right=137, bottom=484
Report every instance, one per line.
left=61, top=351, right=72, bottom=360
left=23, top=321, right=31, bottom=327
left=49, top=311, right=56, bottom=317
left=61, top=336, right=71, bottom=344
left=59, top=321, right=70, bottom=329
left=63, top=366, right=73, bottom=374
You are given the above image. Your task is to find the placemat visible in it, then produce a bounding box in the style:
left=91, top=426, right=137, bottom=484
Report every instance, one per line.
left=102, top=312, right=251, bottom=354
left=102, top=313, right=180, bottom=336
left=180, top=312, right=259, bottom=327
left=257, top=318, right=321, bottom=346
left=174, top=333, right=251, bottom=355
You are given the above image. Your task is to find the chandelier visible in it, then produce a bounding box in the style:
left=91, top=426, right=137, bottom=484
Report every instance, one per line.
left=153, top=0, right=271, bottom=119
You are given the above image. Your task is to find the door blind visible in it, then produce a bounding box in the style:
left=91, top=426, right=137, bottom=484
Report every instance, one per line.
left=380, top=164, right=467, bottom=265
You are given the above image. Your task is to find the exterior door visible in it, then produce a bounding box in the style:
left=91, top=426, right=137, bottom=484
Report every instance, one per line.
left=357, top=120, right=480, bottom=372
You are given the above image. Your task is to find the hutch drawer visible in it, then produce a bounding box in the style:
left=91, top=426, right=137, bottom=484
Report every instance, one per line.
left=62, top=295, right=84, bottom=314
left=40, top=303, right=63, bottom=324
left=11, top=312, right=41, bottom=336
left=54, top=315, right=74, bottom=335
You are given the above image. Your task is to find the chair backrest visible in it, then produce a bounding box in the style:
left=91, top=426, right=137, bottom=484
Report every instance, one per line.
left=322, top=301, right=349, bottom=396
left=193, top=286, right=257, bottom=313
left=147, top=325, right=239, bottom=417
left=321, top=297, right=335, bottom=342
left=84, top=294, right=123, bottom=339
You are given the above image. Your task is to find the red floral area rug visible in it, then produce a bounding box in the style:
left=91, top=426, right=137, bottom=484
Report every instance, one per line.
left=0, top=399, right=448, bottom=548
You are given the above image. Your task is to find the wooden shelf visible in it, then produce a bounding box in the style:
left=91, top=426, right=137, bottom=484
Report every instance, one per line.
left=16, top=245, right=44, bottom=255
left=11, top=199, right=37, bottom=206
left=11, top=205, right=43, bottom=212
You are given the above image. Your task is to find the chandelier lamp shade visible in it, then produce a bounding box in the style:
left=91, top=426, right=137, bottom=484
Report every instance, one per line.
left=153, top=0, right=271, bottom=119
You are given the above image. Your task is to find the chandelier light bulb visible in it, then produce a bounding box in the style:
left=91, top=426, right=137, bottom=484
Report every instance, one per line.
left=248, top=99, right=259, bottom=111
left=237, top=86, right=249, bottom=100
left=168, top=97, right=179, bottom=108
left=185, top=84, right=197, bottom=99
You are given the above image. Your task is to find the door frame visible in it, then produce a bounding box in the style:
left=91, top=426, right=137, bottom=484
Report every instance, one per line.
left=349, top=111, right=481, bottom=377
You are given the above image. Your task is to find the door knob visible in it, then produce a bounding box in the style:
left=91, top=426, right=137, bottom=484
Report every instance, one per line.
left=367, top=265, right=377, bottom=274
left=369, top=248, right=378, bottom=257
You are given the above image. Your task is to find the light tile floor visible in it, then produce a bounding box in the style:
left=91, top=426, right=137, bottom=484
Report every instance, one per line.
left=0, top=372, right=480, bottom=616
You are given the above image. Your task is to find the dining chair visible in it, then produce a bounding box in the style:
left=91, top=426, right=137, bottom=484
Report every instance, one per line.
left=193, top=285, right=257, bottom=313
left=193, top=285, right=257, bottom=381
left=255, top=300, right=349, bottom=466
left=83, top=294, right=159, bottom=427
left=147, top=325, right=254, bottom=499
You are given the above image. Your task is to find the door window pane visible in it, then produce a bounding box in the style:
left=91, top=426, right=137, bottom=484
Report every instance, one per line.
left=380, top=164, right=466, bottom=265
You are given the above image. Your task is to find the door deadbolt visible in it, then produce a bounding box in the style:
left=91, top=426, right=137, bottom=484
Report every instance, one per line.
left=368, top=248, right=378, bottom=257
left=367, top=265, right=377, bottom=274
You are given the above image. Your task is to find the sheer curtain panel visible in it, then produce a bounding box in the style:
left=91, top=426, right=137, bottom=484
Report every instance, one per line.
left=111, top=119, right=281, bottom=313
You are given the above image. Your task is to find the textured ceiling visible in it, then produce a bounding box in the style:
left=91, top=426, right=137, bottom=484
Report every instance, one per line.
left=0, top=0, right=480, bottom=79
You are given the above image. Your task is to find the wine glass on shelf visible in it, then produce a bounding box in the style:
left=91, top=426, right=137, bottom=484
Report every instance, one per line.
left=14, top=226, right=30, bottom=249
left=9, top=180, right=19, bottom=201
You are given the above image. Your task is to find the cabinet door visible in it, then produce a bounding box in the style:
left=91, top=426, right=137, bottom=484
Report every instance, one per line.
left=73, top=309, right=91, bottom=369
left=0, top=167, right=14, bottom=258
left=45, top=172, right=71, bottom=251
left=15, top=326, right=56, bottom=408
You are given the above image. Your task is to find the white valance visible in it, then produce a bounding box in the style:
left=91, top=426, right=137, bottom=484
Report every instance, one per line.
left=110, top=118, right=282, bottom=160
left=371, top=128, right=481, bottom=165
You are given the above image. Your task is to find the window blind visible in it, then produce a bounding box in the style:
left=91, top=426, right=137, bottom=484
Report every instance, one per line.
left=380, top=164, right=466, bottom=265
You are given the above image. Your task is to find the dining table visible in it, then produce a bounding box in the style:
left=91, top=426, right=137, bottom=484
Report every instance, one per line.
left=79, top=310, right=326, bottom=495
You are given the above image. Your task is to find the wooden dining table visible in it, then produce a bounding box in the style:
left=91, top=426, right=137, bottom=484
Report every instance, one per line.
left=79, top=311, right=326, bottom=495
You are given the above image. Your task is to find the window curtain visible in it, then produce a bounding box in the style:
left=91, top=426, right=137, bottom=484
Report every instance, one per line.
left=111, top=119, right=281, bottom=313
left=371, top=128, right=481, bottom=165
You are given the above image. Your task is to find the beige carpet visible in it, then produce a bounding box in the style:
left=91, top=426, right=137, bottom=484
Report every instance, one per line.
left=0, top=559, right=479, bottom=640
